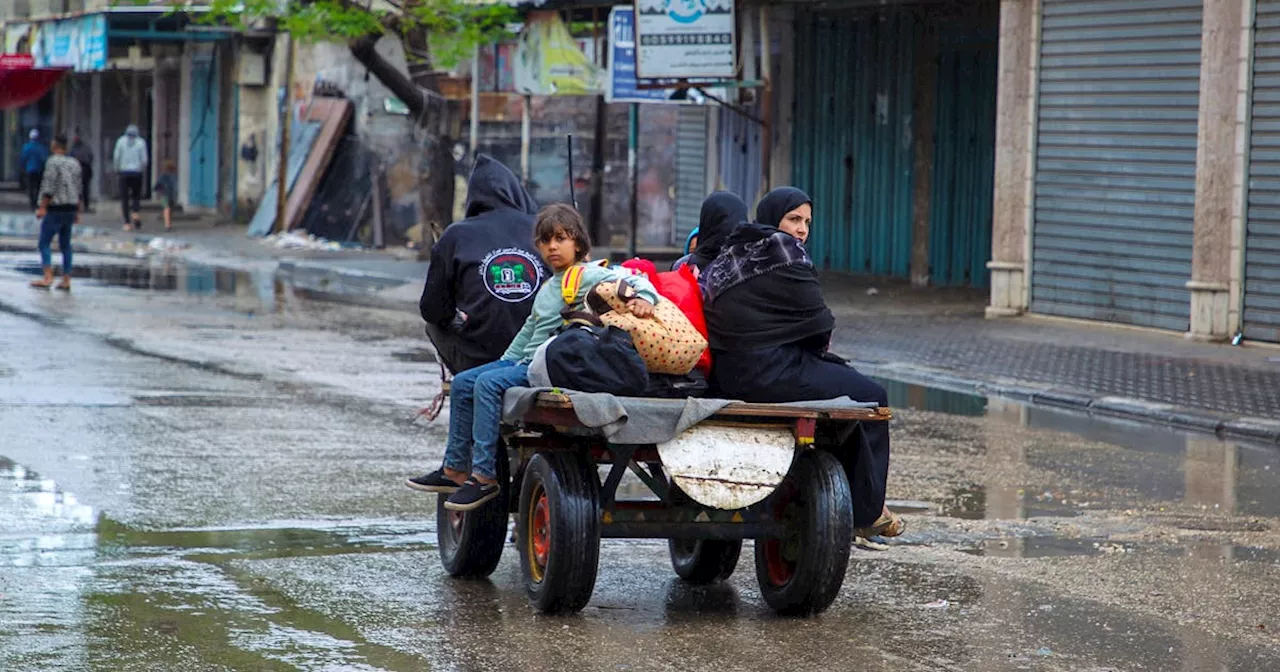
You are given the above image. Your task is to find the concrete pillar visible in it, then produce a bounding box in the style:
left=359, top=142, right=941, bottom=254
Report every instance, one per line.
left=986, top=0, right=1039, bottom=318
left=1188, top=0, right=1253, bottom=341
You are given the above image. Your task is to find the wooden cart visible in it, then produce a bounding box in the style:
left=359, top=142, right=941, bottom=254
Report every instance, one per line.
left=435, top=391, right=893, bottom=616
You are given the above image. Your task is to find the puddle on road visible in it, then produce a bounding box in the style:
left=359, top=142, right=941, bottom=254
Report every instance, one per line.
left=878, top=377, right=988, bottom=416
left=0, top=454, right=439, bottom=671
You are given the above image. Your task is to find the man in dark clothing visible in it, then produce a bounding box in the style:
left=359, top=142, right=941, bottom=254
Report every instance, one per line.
left=418, top=154, right=545, bottom=375
left=68, top=134, right=94, bottom=212
left=20, top=130, right=49, bottom=210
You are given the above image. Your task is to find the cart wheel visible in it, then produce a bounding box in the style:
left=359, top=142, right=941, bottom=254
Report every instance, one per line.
left=668, top=538, right=742, bottom=584
left=753, top=450, right=852, bottom=616
left=436, top=447, right=510, bottom=578
left=517, top=452, right=600, bottom=614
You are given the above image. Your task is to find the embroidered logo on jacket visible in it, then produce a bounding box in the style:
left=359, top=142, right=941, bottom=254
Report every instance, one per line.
left=479, top=248, right=543, bottom=302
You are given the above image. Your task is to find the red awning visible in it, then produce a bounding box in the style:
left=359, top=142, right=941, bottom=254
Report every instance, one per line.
left=0, top=54, right=68, bottom=111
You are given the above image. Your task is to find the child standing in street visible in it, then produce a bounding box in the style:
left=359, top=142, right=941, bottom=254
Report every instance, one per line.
left=409, top=203, right=659, bottom=511
left=154, top=160, right=178, bottom=231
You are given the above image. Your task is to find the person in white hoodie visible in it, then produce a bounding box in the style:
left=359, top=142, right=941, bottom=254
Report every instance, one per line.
left=113, top=124, right=149, bottom=231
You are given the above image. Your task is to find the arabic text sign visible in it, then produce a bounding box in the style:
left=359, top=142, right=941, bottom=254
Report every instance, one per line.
left=634, top=0, right=735, bottom=79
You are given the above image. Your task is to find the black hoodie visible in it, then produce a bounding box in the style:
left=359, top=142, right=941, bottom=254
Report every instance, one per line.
left=420, top=155, right=546, bottom=363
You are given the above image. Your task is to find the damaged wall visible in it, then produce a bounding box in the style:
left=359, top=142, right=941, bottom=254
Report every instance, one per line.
left=235, top=34, right=421, bottom=235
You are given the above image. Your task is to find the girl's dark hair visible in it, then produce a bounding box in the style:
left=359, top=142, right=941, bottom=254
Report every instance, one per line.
left=535, top=203, right=591, bottom=261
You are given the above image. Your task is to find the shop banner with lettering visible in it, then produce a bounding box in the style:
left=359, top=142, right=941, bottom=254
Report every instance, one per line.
left=32, top=15, right=107, bottom=72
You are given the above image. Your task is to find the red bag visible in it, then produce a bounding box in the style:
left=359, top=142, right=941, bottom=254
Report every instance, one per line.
left=619, top=258, right=711, bottom=376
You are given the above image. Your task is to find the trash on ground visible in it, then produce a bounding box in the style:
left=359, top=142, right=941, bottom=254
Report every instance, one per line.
left=923, top=599, right=950, bottom=609
left=263, top=231, right=344, bottom=251
left=147, top=237, right=190, bottom=252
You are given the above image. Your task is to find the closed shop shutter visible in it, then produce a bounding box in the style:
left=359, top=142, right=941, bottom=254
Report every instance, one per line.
left=1245, top=2, right=1280, bottom=343
left=1031, top=0, right=1202, bottom=330
left=717, top=102, right=762, bottom=208
left=674, top=106, right=708, bottom=246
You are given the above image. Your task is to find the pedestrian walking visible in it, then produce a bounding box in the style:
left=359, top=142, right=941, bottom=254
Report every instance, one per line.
left=113, top=124, right=148, bottom=231
left=20, top=129, right=49, bottom=211
left=153, top=159, right=177, bottom=231
left=29, top=134, right=82, bottom=291
left=68, top=133, right=94, bottom=213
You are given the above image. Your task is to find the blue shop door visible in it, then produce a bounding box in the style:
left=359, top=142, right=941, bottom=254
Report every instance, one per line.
left=188, top=50, right=220, bottom=207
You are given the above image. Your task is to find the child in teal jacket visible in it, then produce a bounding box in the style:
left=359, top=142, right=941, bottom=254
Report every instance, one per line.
left=409, top=203, right=658, bottom=511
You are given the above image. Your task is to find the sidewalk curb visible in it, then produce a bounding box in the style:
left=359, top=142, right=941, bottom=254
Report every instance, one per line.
left=843, top=357, right=1280, bottom=445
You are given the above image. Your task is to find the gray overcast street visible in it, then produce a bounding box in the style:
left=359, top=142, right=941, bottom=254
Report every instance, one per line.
left=3, top=254, right=1280, bottom=671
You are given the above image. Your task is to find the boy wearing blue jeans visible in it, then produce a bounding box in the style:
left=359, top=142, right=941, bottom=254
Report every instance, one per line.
left=413, top=203, right=659, bottom=511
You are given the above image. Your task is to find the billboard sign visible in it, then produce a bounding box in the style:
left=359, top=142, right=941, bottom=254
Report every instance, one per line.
left=634, top=0, right=735, bottom=79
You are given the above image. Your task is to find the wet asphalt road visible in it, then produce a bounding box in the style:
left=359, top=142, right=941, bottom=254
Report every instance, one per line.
left=2, top=252, right=1280, bottom=671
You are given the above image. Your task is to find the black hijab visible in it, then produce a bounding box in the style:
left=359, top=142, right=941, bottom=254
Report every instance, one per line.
left=690, top=191, right=748, bottom=271
left=702, top=186, right=833, bottom=352
left=754, top=186, right=812, bottom=231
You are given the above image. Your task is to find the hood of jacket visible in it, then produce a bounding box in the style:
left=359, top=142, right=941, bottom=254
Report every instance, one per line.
left=465, top=154, right=538, bottom=218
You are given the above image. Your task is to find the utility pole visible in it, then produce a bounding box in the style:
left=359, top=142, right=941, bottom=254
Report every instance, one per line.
left=274, top=33, right=295, bottom=234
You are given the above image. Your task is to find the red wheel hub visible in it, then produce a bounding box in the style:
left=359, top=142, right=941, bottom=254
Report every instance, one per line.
left=528, top=488, right=550, bottom=582
left=764, top=493, right=801, bottom=586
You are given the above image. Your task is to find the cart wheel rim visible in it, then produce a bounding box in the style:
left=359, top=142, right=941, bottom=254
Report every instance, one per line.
left=448, top=509, right=464, bottom=535
left=528, top=486, right=550, bottom=583
left=763, top=538, right=796, bottom=586
left=764, top=487, right=801, bottom=586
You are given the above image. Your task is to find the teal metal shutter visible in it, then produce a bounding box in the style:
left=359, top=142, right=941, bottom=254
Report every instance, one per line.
left=791, top=9, right=918, bottom=277
left=1245, top=2, right=1280, bottom=343
left=674, top=106, right=708, bottom=246
left=1031, top=0, right=1202, bottom=330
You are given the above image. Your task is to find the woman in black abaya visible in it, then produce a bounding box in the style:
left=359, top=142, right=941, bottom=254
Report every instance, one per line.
left=703, top=187, right=902, bottom=539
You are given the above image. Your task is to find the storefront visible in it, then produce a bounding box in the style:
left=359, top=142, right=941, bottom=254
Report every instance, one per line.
left=1028, top=0, right=1203, bottom=331
left=1245, top=0, right=1280, bottom=343
left=789, top=1, right=998, bottom=287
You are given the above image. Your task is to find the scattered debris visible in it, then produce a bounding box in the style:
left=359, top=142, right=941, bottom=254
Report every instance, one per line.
left=923, top=599, right=950, bottom=610
left=865, top=287, right=880, bottom=296
left=263, top=231, right=344, bottom=251
left=1093, top=542, right=1129, bottom=555
left=147, top=237, right=190, bottom=252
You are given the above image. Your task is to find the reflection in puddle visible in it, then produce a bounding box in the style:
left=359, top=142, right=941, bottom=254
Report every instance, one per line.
left=878, top=377, right=987, bottom=416
left=13, top=259, right=287, bottom=316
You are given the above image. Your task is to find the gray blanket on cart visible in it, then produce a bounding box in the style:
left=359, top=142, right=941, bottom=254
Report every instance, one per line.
left=501, top=387, right=879, bottom=446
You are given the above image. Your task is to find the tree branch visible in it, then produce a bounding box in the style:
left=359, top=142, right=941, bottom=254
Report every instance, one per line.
left=348, top=34, right=440, bottom=120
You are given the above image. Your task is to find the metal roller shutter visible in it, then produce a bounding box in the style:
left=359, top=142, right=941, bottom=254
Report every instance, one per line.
left=1245, top=2, right=1280, bottom=343
left=674, top=106, right=709, bottom=246
left=1031, top=0, right=1202, bottom=330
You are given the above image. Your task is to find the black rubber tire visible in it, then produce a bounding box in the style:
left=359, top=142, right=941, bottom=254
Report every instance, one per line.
left=517, top=452, right=601, bottom=614
left=436, top=446, right=510, bottom=578
left=668, top=538, right=742, bottom=584
left=753, top=450, right=853, bottom=616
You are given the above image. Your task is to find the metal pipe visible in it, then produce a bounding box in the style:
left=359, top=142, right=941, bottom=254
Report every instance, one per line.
left=231, top=74, right=240, bottom=221
left=469, top=43, right=480, bottom=156
left=520, top=94, right=531, bottom=186
left=628, top=102, right=638, bottom=258
left=274, top=33, right=294, bottom=234
left=758, top=4, right=773, bottom=193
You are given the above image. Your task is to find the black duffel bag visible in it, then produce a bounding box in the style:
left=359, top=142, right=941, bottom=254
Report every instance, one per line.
left=542, top=322, right=649, bottom=396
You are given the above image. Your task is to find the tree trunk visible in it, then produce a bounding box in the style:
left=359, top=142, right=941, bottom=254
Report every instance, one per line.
left=349, top=33, right=455, bottom=254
